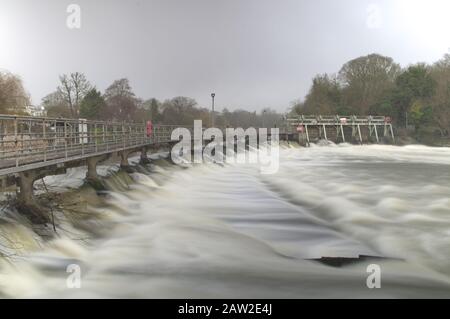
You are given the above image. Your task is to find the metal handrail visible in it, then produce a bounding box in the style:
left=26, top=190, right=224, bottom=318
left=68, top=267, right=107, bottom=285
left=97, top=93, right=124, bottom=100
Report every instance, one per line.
left=0, top=115, right=184, bottom=173
left=286, top=115, right=389, bottom=125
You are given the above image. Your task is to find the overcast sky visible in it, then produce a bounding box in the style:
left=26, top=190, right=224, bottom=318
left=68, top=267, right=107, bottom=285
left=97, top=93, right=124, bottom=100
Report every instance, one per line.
left=1, top=0, right=449, bottom=112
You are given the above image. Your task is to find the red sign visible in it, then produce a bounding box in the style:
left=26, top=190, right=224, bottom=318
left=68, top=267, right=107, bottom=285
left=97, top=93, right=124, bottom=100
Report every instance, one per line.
left=297, top=125, right=304, bottom=133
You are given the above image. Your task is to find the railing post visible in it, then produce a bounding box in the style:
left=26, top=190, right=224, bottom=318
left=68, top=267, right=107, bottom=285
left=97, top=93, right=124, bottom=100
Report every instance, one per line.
left=122, top=122, right=125, bottom=149
left=81, top=119, right=85, bottom=156
left=0, top=120, right=3, bottom=162
left=64, top=121, right=68, bottom=159
left=305, top=125, right=310, bottom=145
left=43, top=119, right=47, bottom=161
left=322, top=124, right=328, bottom=140
left=112, top=124, right=115, bottom=149
left=390, top=124, right=395, bottom=143
left=94, top=123, right=98, bottom=152
left=374, top=123, right=379, bottom=143
left=53, top=119, right=57, bottom=152
left=357, top=124, right=362, bottom=143
left=129, top=124, right=131, bottom=147
left=104, top=123, right=107, bottom=151
left=142, top=121, right=146, bottom=145
left=14, top=117, right=18, bottom=167
left=28, top=119, right=31, bottom=154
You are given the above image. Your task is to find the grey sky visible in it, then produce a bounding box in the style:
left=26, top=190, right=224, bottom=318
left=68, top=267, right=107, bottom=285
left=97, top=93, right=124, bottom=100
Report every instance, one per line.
left=1, top=0, right=449, bottom=112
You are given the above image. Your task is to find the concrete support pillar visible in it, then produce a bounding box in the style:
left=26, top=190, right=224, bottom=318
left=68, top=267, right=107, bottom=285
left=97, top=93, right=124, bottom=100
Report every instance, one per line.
left=86, top=154, right=109, bottom=182
left=17, top=171, right=37, bottom=206
left=15, top=166, right=65, bottom=223
left=140, top=147, right=151, bottom=164
left=16, top=167, right=67, bottom=206
left=119, top=150, right=133, bottom=168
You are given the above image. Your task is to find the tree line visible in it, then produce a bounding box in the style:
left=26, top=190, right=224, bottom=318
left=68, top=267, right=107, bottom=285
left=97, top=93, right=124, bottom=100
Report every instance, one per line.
left=0, top=68, right=283, bottom=128
left=38, top=73, right=284, bottom=128
left=1, top=52, right=449, bottom=136
left=291, top=53, right=450, bottom=137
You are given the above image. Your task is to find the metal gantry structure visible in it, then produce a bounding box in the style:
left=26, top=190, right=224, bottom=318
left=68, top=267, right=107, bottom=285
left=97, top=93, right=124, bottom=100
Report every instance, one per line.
left=286, top=115, right=395, bottom=145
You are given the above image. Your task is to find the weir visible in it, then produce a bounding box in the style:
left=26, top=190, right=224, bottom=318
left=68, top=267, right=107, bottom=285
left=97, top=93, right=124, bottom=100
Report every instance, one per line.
left=0, top=114, right=395, bottom=213
left=286, top=115, right=395, bottom=146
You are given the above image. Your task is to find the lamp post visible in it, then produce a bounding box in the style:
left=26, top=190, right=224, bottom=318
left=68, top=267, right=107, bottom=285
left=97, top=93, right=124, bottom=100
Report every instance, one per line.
left=211, top=93, right=215, bottom=127
left=262, top=109, right=267, bottom=128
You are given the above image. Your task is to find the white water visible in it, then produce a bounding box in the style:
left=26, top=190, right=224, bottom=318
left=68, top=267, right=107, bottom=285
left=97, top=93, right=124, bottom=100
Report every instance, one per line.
left=1, top=144, right=450, bottom=298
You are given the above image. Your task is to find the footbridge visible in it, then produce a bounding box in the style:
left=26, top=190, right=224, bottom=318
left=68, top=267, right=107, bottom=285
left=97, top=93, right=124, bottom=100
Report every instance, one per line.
left=0, top=115, right=182, bottom=208
left=0, top=114, right=394, bottom=210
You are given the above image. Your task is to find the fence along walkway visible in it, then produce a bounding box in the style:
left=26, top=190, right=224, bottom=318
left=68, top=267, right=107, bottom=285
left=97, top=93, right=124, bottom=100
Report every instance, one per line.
left=0, top=115, right=179, bottom=176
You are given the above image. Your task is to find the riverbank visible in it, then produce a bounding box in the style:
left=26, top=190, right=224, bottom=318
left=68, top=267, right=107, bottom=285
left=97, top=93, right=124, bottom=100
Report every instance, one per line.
left=396, top=126, right=450, bottom=147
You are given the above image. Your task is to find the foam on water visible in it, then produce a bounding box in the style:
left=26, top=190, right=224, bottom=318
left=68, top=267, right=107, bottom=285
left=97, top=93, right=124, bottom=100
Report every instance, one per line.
left=1, top=145, right=450, bottom=298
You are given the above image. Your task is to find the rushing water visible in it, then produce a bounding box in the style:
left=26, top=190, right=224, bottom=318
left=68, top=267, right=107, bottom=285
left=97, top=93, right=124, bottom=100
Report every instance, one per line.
left=1, top=143, right=450, bottom=298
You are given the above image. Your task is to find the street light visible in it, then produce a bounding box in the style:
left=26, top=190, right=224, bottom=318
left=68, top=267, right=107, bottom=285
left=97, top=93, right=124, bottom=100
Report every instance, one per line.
left=262, top=109, right=267, bottom=128
left=211, top=93, right=215, bottom=127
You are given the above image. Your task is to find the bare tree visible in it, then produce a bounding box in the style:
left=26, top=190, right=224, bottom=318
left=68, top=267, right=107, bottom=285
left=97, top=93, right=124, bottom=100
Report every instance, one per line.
left=57, top=72, right=92, bottom=117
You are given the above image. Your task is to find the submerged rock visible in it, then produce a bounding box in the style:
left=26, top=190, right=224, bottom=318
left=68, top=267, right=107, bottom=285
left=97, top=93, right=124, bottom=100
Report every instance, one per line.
left=308, top=255, right=403, bottom=268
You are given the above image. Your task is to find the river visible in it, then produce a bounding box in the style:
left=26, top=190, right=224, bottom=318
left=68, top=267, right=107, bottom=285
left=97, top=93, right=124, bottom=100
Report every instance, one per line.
left=1, top=143, right=450, bottom=298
